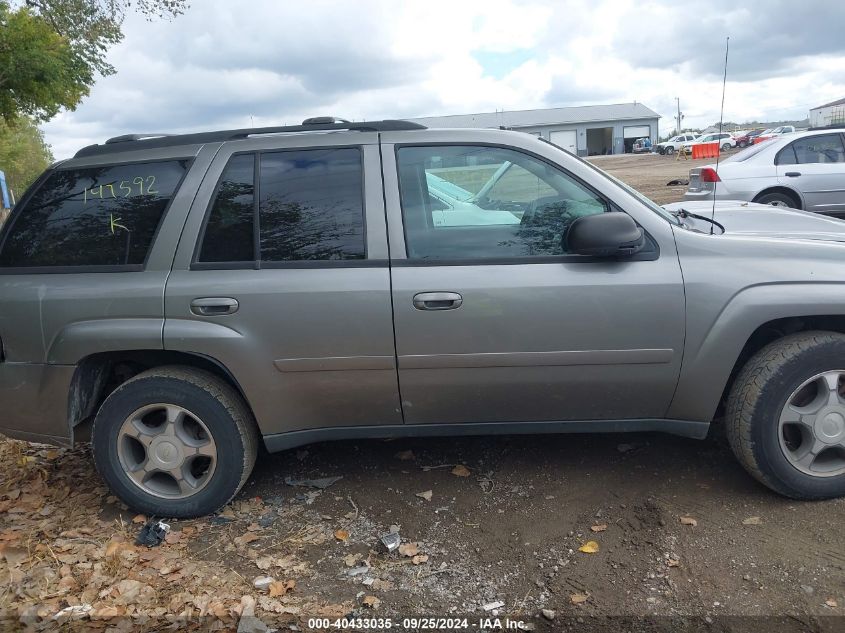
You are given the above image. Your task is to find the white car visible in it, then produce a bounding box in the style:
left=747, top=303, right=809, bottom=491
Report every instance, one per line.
left=682, top=132, right=736, bottom=154
left=657, top=133, right=699, bottom=155
left=683, top=129, right=845, bottom=214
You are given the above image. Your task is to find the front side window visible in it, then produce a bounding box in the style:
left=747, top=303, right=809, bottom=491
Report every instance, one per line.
left=0, top=160, right=188, bottom=268
left=396, top=145, right=608, bottom=260
left=197, top=147, right=365, bottom=265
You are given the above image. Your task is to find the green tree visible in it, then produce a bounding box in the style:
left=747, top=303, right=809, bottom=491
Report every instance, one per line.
left=0, top=117, right=54, bottom=200
left=0, top=2, right=91, bottom=122
left=0, top=0, right=188, bottom=122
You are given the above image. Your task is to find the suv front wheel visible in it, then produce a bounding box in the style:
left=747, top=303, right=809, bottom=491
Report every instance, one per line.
left=92, top=366, right=259, bottom=518
left=726, top=332, right=845, bottom=499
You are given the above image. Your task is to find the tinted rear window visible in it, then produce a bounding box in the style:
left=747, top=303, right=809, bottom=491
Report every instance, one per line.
left=0, top=160, right=188, bottom=268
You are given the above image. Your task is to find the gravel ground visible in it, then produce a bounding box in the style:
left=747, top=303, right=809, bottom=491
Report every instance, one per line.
left=2, top=150, right=844, bottom=632
left=586, top=150, right=740, bottom=205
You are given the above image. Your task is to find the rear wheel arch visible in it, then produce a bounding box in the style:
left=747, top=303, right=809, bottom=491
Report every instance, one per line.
left=753, top=187, right=803, bottom=209
left=68, top=350, right=256, bottom=443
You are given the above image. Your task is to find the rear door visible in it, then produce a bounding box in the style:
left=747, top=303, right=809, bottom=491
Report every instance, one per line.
left=777, top=133, right=845, bottom=213
left=380, top=130, right=686, bottom=426
left=164, top=132, right=401, bottom=439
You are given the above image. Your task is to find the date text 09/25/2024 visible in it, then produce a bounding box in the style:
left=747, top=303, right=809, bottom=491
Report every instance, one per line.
left=306, top=617, right=529, bottom=630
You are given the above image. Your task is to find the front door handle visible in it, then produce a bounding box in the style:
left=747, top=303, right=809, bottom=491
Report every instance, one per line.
left=413, top=292, right=463, bottom=311
left=190, top=297, right=239, bottom=316
left=784, top=171, right=801, bottom=177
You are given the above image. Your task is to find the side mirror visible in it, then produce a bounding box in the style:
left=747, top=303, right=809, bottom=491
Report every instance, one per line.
left=565, top=212, right=646, bottom=257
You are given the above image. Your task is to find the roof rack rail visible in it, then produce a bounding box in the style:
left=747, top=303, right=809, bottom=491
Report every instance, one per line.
left=76, top=118, right=426, bottom=158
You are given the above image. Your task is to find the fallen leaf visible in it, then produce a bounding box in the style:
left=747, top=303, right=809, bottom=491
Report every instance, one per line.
left=0, top=546, right=27, bottom=567
left=247, top=523, right=262, bottom=532
left=825, top=599, right=838, bottom=608
left=164, top=530, right=182, bottom=545
left=451, top=465, right=471, bottom=477
left=334, top=529, right=349, bottom=542
left=570, top=593, right=589, bottom=605
left=667, top=559, right=680, bottom=568
left=742, top=516, right=762, bottom=525
left=395, top=450, right=415, bottom=461
left=362, top=596, right=381, bottom=609
left=343, top=553, right=361, bottom=567
left=590, top=524, right=607, bottom=532
left=269, top=579, right=295, bottom=597
left=680, top=516, right=698, bottom=527
left=234, top=533, right=260, bottom=546
left=131, top=514, right=146, bottom=524
left=398, top=542, right=420, bottom=557
left=412, top=554, right=429, bottom=565
left=416, top=490, right=433, bottom=502
left=578, top=541, right=599, bottom=554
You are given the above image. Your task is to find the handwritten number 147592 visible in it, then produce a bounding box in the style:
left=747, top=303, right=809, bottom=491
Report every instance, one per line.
left=84, top=176, right=158, bottom=203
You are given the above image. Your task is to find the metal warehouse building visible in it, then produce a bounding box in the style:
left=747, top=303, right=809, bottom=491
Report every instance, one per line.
left=410, top=102, right=660, bottom=157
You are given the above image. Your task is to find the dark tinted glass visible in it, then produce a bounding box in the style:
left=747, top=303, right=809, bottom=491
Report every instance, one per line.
left=258, top=148, right=365, bottom=261
left=0, top=160, right=187, bottom=268
left=396, top=145, right=607, bottom=260
left=199, top=154, right=256, bottom=262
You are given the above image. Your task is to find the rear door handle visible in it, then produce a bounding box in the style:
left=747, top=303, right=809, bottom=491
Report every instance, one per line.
left=785, top=171, right=801, bottom=177
left=413, top=292, right=463, bottom=311
left=190, top=297, right=239, bottom=316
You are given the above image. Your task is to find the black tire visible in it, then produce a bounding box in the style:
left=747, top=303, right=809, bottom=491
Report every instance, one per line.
left=92, top=366, right=259, bottom=518
left=725, top=332, right=845, bottom=499
left=755, top=190, right=800, bottom=209
left=739, top=141, right=748, bottom=148
left=665, top=146, right=675, bottom=155
left=721, top=143, right=731, bottom=151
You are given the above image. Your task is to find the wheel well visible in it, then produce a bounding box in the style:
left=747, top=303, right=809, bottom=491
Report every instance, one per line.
left=68, top=350, right=253, bottom=443
left=753, top=186, right=802, bottom=208
left=718, top=316, right=845, bottom=416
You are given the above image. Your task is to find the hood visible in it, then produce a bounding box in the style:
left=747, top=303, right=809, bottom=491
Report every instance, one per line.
left=662, top=200, right=845, bottom=243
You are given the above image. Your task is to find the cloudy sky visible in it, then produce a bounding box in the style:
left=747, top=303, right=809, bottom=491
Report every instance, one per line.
left=42, top=0, right=845, bottom=159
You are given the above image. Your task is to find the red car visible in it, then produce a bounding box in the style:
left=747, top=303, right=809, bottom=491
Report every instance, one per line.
left=734, top=129, right=765, bottom=148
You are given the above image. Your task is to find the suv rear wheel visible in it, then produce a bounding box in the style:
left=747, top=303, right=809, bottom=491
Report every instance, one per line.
left=92, top=366, right=259, bottom=518
left=726, top=332, right=845, bottom=499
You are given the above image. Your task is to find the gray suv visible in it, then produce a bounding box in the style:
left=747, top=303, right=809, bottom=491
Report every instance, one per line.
left=3, top=118, right=845, bottom=518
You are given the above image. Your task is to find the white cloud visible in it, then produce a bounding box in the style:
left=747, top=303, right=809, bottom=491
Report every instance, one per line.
left=42, top=0, right=845, bottom=159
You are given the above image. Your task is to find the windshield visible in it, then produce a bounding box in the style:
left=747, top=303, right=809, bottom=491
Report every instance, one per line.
left=721, top=141, right=772, bottom=163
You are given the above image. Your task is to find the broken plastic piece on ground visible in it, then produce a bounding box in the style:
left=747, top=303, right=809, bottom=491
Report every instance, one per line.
left=380, top=532, right=401, bottom=552
left=666, top=178, right=689, bottom=186
left=135, top=520, right=170, bottom=548
left=482, top=600, right=505, bottom=611
left=284, top=475, right=343, bottom=489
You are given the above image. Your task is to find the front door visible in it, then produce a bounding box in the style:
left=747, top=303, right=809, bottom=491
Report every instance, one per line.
left=165, top=132, right=401, bottom=437
left=777, top=133, right=845, bottom=213
left=381, top=136, right=686, bottom=425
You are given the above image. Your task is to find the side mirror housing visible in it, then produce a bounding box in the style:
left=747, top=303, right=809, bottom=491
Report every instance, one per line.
left=565, top=212, right=645, bottom=257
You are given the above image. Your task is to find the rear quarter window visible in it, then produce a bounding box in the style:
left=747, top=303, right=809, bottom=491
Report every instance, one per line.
left=0, top=160, right=189, bottom=269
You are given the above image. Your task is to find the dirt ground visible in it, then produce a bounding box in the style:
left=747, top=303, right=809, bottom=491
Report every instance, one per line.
left=585, top=151, right=739, bottom=205
left=2, top=150, right=844, bottom=632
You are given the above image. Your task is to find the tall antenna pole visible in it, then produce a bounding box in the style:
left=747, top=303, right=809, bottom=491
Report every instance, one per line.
left=710, top=36, right=730, bottom=235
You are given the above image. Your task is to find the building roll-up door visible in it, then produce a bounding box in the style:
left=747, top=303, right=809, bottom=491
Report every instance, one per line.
left=549, top=130, right=577, bottom=154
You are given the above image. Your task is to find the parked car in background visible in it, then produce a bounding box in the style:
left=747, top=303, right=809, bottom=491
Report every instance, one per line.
left=632, top=137, right=652, bottom=153
left=735, top=129, right=766, bottom=148
left=756, top=126, right=797, bottom=144
left=656, top=133, right=698, bottom=155
left=684, top=129, right=845, bottom=213
left=682, top=132, right=736, bottom=154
